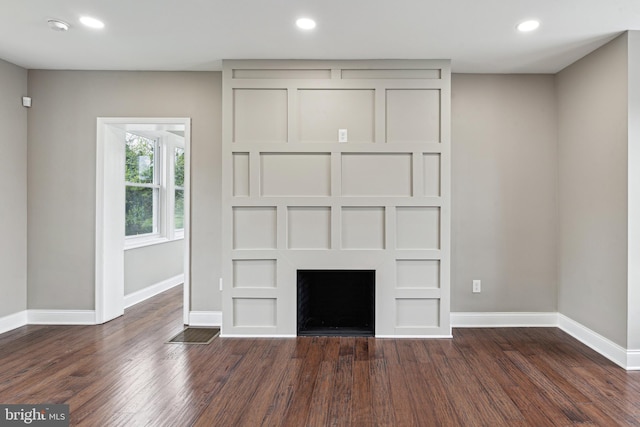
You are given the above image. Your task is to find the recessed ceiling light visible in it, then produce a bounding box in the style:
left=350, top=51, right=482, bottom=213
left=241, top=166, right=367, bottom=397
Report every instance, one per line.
left=47, top=19, right=70, bottom=32
left=79, top=16, right=105, bottom=29
left=296, top=18, right=316, bottom=30
left=517, top=20, right=540, bottom=32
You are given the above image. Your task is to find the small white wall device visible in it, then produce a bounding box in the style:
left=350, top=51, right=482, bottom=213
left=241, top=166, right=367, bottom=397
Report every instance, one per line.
left=22, top=96, right=32, bottom=108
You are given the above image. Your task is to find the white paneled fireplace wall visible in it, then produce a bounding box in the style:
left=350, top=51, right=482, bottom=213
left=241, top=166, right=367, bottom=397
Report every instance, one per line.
left=221, top=60, right=451, bottom=337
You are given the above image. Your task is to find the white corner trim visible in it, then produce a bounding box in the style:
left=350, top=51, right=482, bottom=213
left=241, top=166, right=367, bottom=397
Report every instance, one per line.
left=627, top=350, right=640, bottom=371
left=451, top=312, right=559, bottom=328
left=0, top=310, right=28, bottom=335
left=557, top=314, right=628, bottom=370
left=124, top=274, right=184, bottom=309
left=27, top=310, right=96, bottom=325
left=189, top=311, right=222, bottom=326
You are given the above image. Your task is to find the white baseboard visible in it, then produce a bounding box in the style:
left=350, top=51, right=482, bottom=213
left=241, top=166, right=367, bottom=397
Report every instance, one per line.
left=451, top=312, right=558, bottom=327
left=27, top=310, right=96, bottom=325
left=557, top=314, right=629, bottom=369
left=376, top=334, right=454, bottom=339
left=627, top=350, right=640, bottom=370
left=124, top=274, right=184, bottom=309
left=6, top=304, right=639, bottom=371
left=0, top=310, right=28, bottom=335
left=451, top=311, right=638, bottom=370
left=189, top=311, right=222, bottom=326
left=220, top=334, right=295, bottom=338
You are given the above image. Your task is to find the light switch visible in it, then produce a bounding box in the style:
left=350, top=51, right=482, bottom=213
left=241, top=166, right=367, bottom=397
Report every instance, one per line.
left=338, top=129, right=348, bottom=143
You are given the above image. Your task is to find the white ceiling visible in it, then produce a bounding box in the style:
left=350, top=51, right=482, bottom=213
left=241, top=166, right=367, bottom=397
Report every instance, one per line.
left=1, top=0, right=639, bottom=73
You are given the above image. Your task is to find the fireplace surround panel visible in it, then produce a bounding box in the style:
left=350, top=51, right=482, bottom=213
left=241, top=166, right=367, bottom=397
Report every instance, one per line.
left=221, top=60, right=451, bottom=337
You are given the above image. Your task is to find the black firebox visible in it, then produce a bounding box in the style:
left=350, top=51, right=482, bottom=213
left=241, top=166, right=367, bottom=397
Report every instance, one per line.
left=297, top=270, right=375, bottom=337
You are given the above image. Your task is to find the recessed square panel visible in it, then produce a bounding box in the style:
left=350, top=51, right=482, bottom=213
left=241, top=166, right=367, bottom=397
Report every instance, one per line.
left=233, top=207, right=277, bottom=249
left=396, top=207, right=440, bottom=249
left=288, top=207, right=331, bottom=249
left=396, top=299, right=439, bottom=327
left=233, top=298, right=277, bottom=327
left=233, top=69, right=331, bottom=79
left=396, top=260, right=440, bottom=289
left=233, top=153, right=250, bottom=197
left=299, top=89, right=375, bottom=143
left=342, top=207, right=385, bottom=249
left=342, top=153, right=412, bottom=196
left=233, top=89, right=288, bottom=142
left=233, top=259, right=277, bottom=288
left=261, top=153, right=331, bottom=196
left=341, top=69, right=441, bottom=79
left=386, top=89, right=440, bottom=143
left=423, top=154, right=441, bottom=197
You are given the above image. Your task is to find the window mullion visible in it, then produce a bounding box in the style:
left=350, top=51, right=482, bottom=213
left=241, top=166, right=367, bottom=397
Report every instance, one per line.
left=168, top=142, right=174, bottom=240
left=125, top=182, right=159, bottom=189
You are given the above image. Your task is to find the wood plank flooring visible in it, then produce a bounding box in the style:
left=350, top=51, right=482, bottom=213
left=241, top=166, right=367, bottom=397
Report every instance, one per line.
left=1, top=287, right=640, bottom=426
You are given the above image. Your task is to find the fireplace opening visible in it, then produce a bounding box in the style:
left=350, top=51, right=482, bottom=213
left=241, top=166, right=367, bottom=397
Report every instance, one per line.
left=297, top=269, right=375, bottom=337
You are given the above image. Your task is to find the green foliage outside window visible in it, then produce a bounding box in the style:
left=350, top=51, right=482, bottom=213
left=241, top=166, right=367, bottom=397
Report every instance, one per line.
left=175, top=189, right=184, bottom=229
left=125, top=133, right=156, bottom=236
left=175, top=148, right=185, bottom=187
left=126, top=187, right=154, bottom=235
left=174, top=148, right=185, bottom=229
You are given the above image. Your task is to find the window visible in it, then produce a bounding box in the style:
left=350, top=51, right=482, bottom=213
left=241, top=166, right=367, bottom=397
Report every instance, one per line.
left=174, top=147, right=185, bottom=233
left=124, top=131, right=184, bottom=247
left=125, top=133, right=158, bottom=237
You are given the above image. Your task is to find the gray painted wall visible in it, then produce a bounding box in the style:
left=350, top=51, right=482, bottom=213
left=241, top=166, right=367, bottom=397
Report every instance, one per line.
left=15, top=60, right=636, bottom=345
left=628, top=31, right=640, bottom=350
left=557, top=34, right=629, bottom=347
left=0, top=59, right=28, bottom=318
left=27, top=71, right=222, bottom=311
left=24, top=69, right=562, bottom=316
left=124, top=240, right=184, bottom=295
left=451, top=74, right=558, bottom=312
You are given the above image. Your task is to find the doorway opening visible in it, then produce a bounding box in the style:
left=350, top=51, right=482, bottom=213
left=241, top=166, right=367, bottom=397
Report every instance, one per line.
left=95, top=118, right=191, bottom=324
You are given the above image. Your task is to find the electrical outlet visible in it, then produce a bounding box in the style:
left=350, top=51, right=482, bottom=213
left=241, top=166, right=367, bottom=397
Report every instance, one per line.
left=338, top=128, right=348, bottom=143
left=472, top=279, right=481, bottom=293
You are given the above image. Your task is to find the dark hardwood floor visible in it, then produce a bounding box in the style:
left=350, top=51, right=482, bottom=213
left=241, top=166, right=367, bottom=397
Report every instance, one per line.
left=1, top=288, right=640, bottom=426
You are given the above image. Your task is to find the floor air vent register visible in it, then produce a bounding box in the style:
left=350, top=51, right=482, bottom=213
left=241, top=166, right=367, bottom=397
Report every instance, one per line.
left=168, top=327, right=220, bottom=344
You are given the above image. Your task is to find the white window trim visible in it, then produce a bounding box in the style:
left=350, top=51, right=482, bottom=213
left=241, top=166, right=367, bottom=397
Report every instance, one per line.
left=124, top=235, right=170, bottom=250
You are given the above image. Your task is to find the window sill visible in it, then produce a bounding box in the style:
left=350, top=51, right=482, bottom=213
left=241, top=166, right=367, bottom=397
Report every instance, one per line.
left=124, top=236, right=183, bottom=251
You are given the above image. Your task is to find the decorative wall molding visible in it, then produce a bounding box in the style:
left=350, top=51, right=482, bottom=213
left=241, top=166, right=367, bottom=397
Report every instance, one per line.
left=189, top=311, right=222, bottom=327
left=124, top=275, right=184, bottom=309
left=221, top=59, right=452, bottom=337
left=451, top=312, right=558, bottom=327
left=27, top=310, right=96, bottom=325
left=0, top=310, right=28, bottom=335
